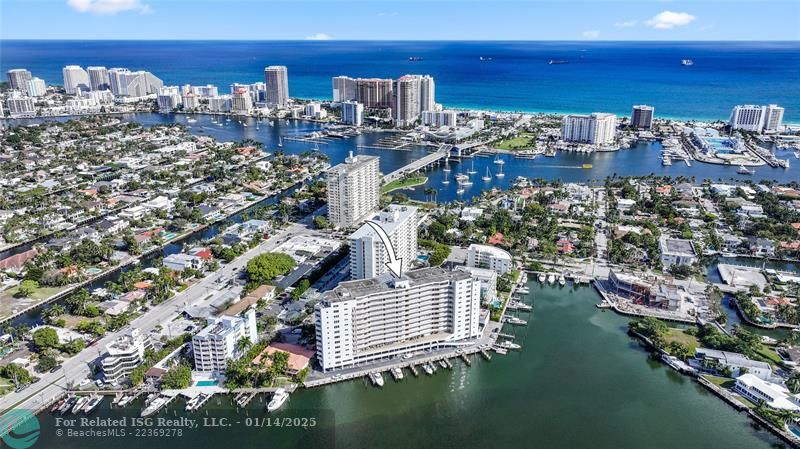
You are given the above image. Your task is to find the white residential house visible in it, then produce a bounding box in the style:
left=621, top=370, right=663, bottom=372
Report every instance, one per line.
left=163, top=253, right=205, bottom=272
left=466, top=244, right=513, bottom=275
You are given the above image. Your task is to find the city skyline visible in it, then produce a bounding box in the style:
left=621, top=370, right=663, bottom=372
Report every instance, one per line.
left=0, top=0, right=798, bottom=41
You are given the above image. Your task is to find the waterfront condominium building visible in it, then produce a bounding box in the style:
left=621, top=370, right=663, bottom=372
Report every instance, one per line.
left=107, top=68, right=163, bottom=97
left=325, top=152, right=380, bottom=229
left=332, top=76, right=357, bottom=102
left=341, top=101, right=364, bottom=126
left=631, top=105, right=654, bottom=130
left=6, top=69, right=32, bottom=93
left=419, top=75, right=436, bottom=113
left=421, top=110, right=457, bottom=127
left=181, top=92, right=200, bottom=110
left=101, top=329, right=151, bottom=384
left=561, top=113, right=618, bottom=145
left=62, top=65, right=91, bottom=95
left=5, top=92, right=36, bottom=118
left=231, top=88, right=253, bottom=114
left=349, top=204, right=418, bottom=280
left=87, top=66, right=110, bottom=91
left=729, top=104, right=785, bottom=133
left=25, top=78, right=47, bottom=97
left=264, top=65, right=289, bottom=108
left=192, top=309, right=257, bottom=372
left=314, top=267, right=481, bottom=371
left=355, top=78, right=394, bottom=109
left=208, top=94, right=232, bottom=112
left=466, top=243, right=513, bottom=275
left=157, top=86, right=182, bottom=111
left=190, top=84, right=219, bottom=98
left=393, top=75, right=422, bottom=127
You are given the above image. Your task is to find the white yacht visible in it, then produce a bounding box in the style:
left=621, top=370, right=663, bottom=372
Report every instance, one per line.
left=83, top=395, right=103, bottom=414
left=141, top=395, right=169, bottom=418
left=71, top=397, right=88, bottom=414
left=493, top=155, right=505, bottom=165
left=558, top=275, right=566, bottom=286
left=423, top=364, right=434, bottom=375
left=278, top=137, right=283, bottom=147
left=482, top=167, right=492, bottom=181
left=538, top=273, right=546, bottom=283
left=547, top=273, right=556, bottom=284
left=267, top=389, right=289, bottom=412
left=391, top=367, right=404, bottom=381
left=497, top=340, right=521, bottom=350
left=369, top=372, right=385, bottom=387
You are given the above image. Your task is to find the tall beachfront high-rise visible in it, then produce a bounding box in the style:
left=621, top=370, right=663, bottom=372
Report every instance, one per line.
left=393, top=75, right=421, bottom=127
left=355, top=78, right=394, bottom=109
left=349, top=205, right=418, bottom=280
left=341, top=101, right=364, bottom=126
left=62, top=65, right=90, bottom=95
left=332, top=76, right=357, bottom=102
left=314, top=267, right=481, bottom=372
left=631, top=105, right=654, bottom=130
left=561, top=113, right=617, bottom=144
left=419, top=75, right=436, bottom=113
left=264, top=65, right=289, bottom=108
left=87, top=66, right=110, bottom=91
left=6, top=69, right=32, bottom=93
left=325, top=152, right=380, bottom=229
left=730, top=104, right=784, bottom=133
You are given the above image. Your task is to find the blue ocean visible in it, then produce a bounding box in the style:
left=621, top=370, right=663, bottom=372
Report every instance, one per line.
left=1, top=40, right=799, bottom=121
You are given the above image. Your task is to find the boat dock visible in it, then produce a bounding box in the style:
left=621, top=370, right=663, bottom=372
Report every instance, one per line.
left=460, top=353, right=472, bottom=366
left=234, top=392, right=257, bottom=408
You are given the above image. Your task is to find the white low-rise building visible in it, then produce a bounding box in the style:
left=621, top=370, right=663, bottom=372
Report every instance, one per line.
left=466, top=244, right=512, bottom=275
left=735, top=374, right=799, bottom=410
left=456, top=265, right=498, bottom=302
left=163, top=253, right=205, bottom=272
left=659, top=236, right=697, bottom=267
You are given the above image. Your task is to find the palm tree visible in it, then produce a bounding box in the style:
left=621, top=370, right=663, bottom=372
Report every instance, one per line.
left=788, top=373, right=800, bottom=394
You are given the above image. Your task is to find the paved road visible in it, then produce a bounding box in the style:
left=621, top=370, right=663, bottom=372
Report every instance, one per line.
left=0, top=211, right=323, bottom=415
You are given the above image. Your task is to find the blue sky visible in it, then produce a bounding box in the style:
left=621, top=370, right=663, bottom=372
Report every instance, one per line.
left=1, top=0, right=798, bottom=40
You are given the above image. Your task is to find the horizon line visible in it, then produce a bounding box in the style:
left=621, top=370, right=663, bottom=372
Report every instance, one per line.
left=1, top=38, right=799, bottom=43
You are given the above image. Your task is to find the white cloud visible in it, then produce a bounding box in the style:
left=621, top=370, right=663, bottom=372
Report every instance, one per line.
left=645, top=11, right=696, bottom=29
left=614, top=20, right=637, bottom=28
left=305, top=33, right=333, bottom=41
left=581, top=30, right=600, bottom=40
left=67, top=0, right=151, bottom=15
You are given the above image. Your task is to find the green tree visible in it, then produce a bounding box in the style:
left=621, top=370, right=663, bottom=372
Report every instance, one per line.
left=36, top=354, right=58, bottom=372
left=161, top=364, right=193, bottom=389
left=246, top=252, right=296, bottom=285
left=32, top=327, right=60, bottom=351
left=16, top=280, right=38, bottom=298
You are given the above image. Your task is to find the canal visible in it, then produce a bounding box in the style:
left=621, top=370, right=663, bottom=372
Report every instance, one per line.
left=36, top=284, right=781, bottom=448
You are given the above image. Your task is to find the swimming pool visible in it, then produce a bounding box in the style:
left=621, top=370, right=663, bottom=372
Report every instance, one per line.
left=417, top=254, right=430, bottom=262
left=194, top=380, right=218, bottom=387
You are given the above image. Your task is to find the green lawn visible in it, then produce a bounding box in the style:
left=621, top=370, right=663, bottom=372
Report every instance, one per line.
left=2, top=285, right=66, bottom=301
left=704, top=374, right=735, bottom=389
left=665, top=328, right=700, bottom=351
left=495, top=134, right=536, bottom=150
left=382, top=176, right=428, bottom=194
left=754, top=345, right=784, bottom=366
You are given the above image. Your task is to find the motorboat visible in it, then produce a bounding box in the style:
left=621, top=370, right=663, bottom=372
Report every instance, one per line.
left=423, top=364, right=434, bottom=375
left=83, top=395, right=103, bottom=414
left=681, top=59, right=694, bottom=66
left=59, top=397, right=76, bottom=414
left=493, top=155, right=505, bottom=165
left=368, top=372, right=385, bottom=387
left=547, top=273, right=556, bottom=284
left=438, top=360, right=448, bottom=369
left=390, top=367, right=404, bottom=381
left=497, top=340, right=521, bottom=350
left=559, top=275, right=566, bottom=286
left=456, top=187, right=465, bottom=195
left=737, top=165, right=754, bottom=175
left=71, top=396, right=88, bottom=414
left=267, top=389, right=289, bottom=412
left=505, top=316, right=528, bottom=326
left=141, top=395, right=168, bottom=418
left=278, top=137, right=283, bottom=147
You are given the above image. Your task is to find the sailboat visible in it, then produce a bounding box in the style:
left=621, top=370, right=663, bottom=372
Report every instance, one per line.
left=493, top=155, right=505, bottom=165
left=467, top=159, right=477, bottom=175
left=456, top=187, right=465, bottom=195
left=482, top=167, right=492, bottom=182
left=442, top=158, right=451, bottom=172
left=278, top=137, right=283, bottom=148
left=495, top=164, right=505, bottom=178
left=442, top=172, right=450, bottom=185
